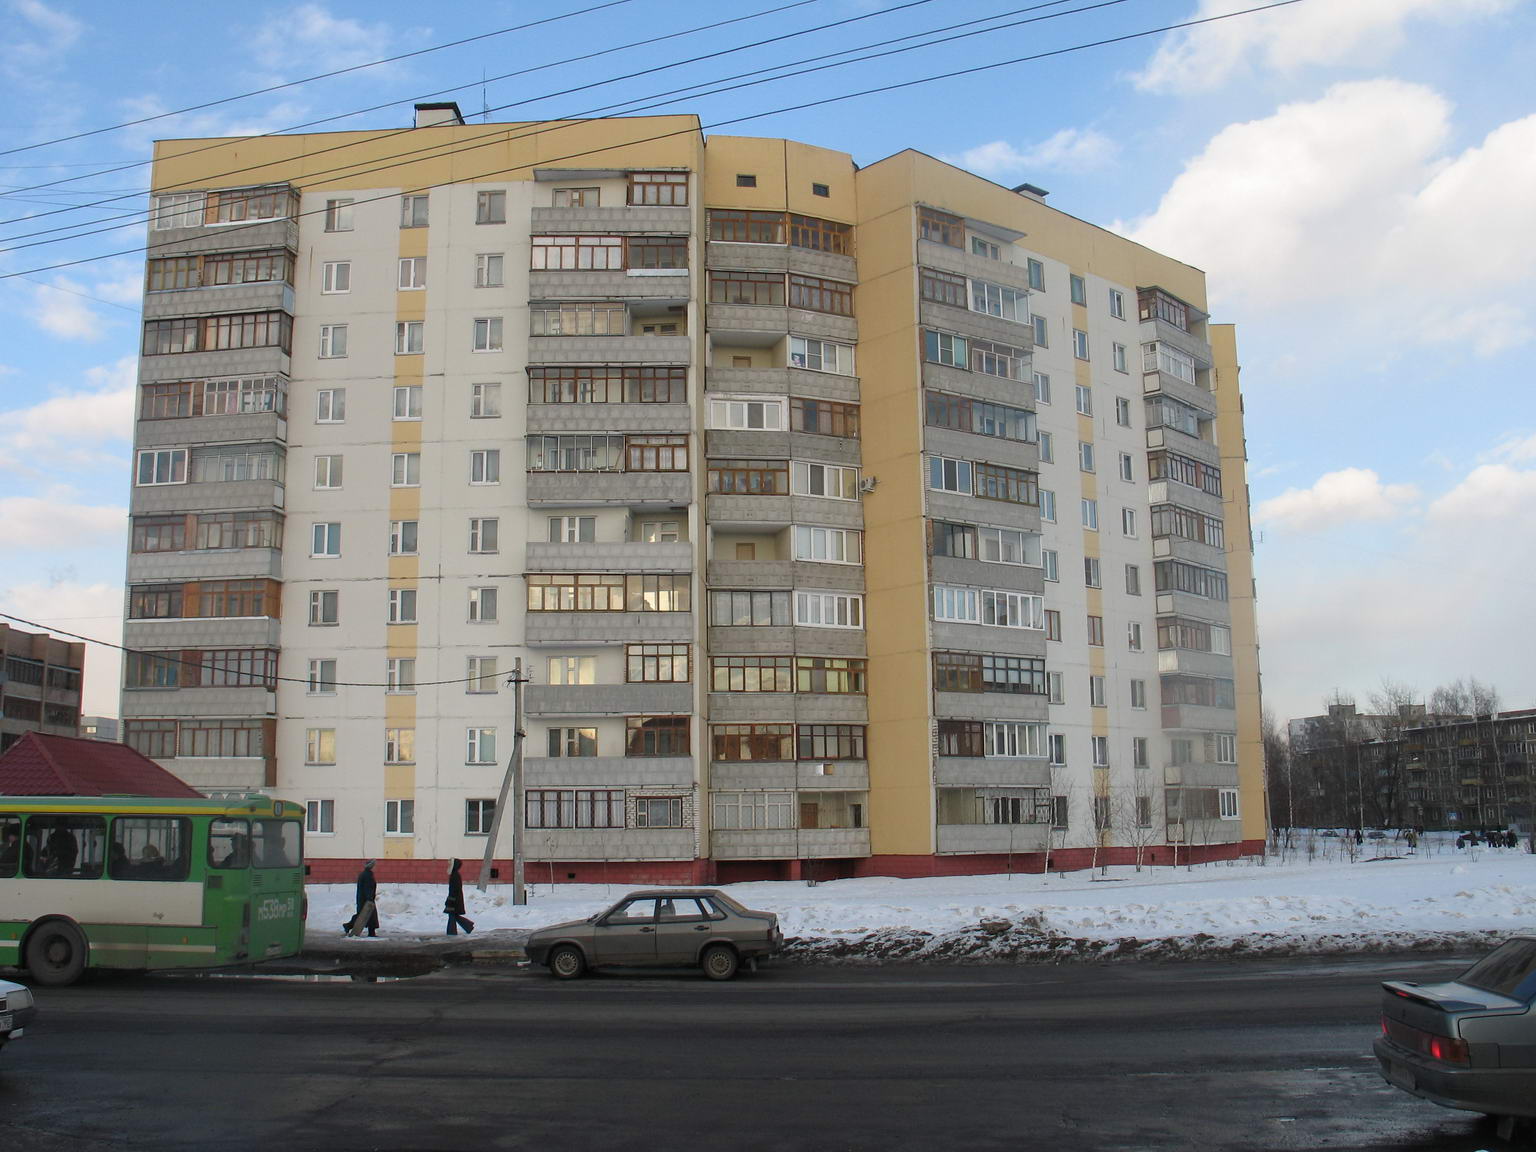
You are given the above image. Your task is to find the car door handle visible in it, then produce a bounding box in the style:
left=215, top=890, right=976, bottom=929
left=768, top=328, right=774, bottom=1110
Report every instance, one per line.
left=693, top=925, right=710, bottom=931
left=639, top=926, right=654, bottom=933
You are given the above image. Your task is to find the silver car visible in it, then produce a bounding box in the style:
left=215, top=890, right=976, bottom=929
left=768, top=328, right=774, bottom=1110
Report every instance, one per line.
left=523, top=889, right=783, bottom=980
left=1375, top=934, right=1536, bottom=1133
left=1, top=978, right=37, bottom=1056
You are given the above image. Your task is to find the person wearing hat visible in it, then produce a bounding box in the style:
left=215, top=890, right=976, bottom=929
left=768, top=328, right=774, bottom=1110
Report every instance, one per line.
left=346, top=859, right=380, bottom=937
left=444, top=858, right=475, bottom=936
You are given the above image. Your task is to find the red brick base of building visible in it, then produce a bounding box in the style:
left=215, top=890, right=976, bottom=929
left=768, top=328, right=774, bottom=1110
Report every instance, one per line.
left=303, top=842, right=1264, bottom=887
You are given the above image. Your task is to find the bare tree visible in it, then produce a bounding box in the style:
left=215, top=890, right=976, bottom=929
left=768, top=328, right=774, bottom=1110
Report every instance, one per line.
left=1365, top=678, right=1420, bottom=829
left=1262, top=708, right=1293, bottom=858
left=1041, top=761, right=1071, bottom=879
left=1122, top=776, right=1161, bottom=871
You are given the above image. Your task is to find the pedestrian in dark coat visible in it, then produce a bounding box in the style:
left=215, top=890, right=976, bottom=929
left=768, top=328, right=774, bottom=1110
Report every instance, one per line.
left=445, top=858, right=475, bottom=936
left=346, top=859, right=380, bottom=936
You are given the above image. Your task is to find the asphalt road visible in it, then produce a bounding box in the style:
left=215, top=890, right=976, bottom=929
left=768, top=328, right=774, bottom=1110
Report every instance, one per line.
left=0, top=954, right=1524, bottom=1152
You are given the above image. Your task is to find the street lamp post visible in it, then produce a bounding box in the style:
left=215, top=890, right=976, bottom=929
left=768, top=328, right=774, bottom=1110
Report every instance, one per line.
left=477, top=659, right=529, bottom=903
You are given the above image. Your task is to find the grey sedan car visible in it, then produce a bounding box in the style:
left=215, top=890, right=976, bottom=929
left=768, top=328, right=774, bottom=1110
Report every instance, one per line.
left=524, top=889, right=783, bottom=980
left=1375, top=934, right=1536, bottom=1134
left=1, top=978, right=37, bottom=1056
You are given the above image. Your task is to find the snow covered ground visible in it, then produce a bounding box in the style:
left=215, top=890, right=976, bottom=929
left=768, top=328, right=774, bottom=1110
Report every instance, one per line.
left=309, top=833, right=1536, bottom=960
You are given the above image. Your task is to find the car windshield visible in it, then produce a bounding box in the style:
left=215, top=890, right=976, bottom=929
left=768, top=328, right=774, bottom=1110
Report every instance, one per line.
left=1460, top=938, right=1536, bottom=1000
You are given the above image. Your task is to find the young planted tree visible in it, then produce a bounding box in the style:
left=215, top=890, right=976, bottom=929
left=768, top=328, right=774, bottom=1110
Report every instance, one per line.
left=1122, top=775, right=1162, bottom=871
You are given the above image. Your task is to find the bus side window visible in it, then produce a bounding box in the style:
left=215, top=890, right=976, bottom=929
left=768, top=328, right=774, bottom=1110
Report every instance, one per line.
left=22, top=815, right=105, bottom=879
left=0, top=815, right=20, bottom=876
left=111, top=816, right=192, bottom=881
left=208, top=819, right=250, bottom=869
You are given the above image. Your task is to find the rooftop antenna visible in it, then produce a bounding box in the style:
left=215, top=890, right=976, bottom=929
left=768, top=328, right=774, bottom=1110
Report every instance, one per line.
left=481, top=70, right=489, bottom=123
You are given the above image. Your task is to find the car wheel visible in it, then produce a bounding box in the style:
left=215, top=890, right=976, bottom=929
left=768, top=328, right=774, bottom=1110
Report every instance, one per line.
left=25, top=920, right=88, bottom=987
left=701, top=943, right=739, bottom=981
left=548, top=944, right=586, bottom=980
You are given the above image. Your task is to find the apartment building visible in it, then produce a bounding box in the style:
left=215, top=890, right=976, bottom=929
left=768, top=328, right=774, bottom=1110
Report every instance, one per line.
left=121, top=105, right=1262, bottom=882
left=1, top=623, right=85, bottom=755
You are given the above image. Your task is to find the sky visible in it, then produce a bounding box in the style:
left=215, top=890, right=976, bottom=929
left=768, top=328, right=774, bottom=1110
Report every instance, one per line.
left=0, top=0, right=1533, bottom=726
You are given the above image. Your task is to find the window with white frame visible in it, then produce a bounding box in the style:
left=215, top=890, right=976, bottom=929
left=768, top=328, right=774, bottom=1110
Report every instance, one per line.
left=306, top=658, right=336, bottom=695
left=387, top=588, right=417, bottom=624
left=1032, top=371, right=1051, bottom=404
left=1081, top=498, right=1098, bottom=530
left=467, top=656, right=498, bottom=694
left=1213, top=733, right=1238, bottom=764
left=1039, top=489, right=1056, bottom=522
left=136, top=449, right=188, bottom=486
left=1126, top=565, right=1142, bottom=596
left=1084, top=557, right=1101, bottom=588
left=469, top=518, right=499, bottom=553
left=313, top=455, right=342, bottom=489
left=1122, top=507, right=1137, bottom=537
left=1091, top=735, right=1109, bottom=767
left=322, top=261, right=350, bottom=293
left=470, top=449, right=500, bottom=484
left=1109, top=288, right=1125, bottom=319
left=1219, top=788, right=1240, bottom=819
left=978, top=525, right=1041, bottom=566
left=1145, top=341, right=1198, bottom=384
left=1089, top=675, right=1107, bottom=707
left=971, top=280, right=1028, bottom=323
left=792, top=460, right=859, bottom=500
left=1130, top=679, right=1146, bottom=709
left=311, top=522, right=341, bottom=557
left=548, top=656, right=596, bottom=685
left=392, top=385, right=422, bottom=420
left=982, top=589, right=1044, bottom=629
left=932, top=585, right=979, bottom=623
left=1212, top=625, right=1232, bottom=655
left=395, top=321, right=423, bottom=355
left=1042, top=549, right=1058, bottom=581
left=472, top=317, right=503, bottom=352
left=390, top=452, right=420, bottom=488
left=467, top=728, right=497, bottom=764
left=400, top=194, right=429, bottom=228
left=1027, top=258, right=1045, bottom=290
left=794, top=525, right=861, bottom=564
left=1112, top=342, right=1127, bottom=373
left=323, top=198, right=352, bottom=232
left=1119, top=452, right=1134, bottom=481
left=713, top=791, right=794, bottom=830
left=1075, top=384, right=1093, bottom=416
left=385, top=799, right=415, bottom=836
left=638, top=519, right=679, bottom=543
left=1079, top=441, right=1095, bottom=473
left=1048, top=732, right=1066, bottom=764
left=153, top=192, right=205, bottom=230
left=319, top=324, right=347, bottom=358
left=309, top=590, right=338, bottom=626
left=1128, top=621, right=1143, bottom=651
left=306, top=799, right=334, bottom=835
left=928, top=455, right=972, bottom=494
left=794, top=590, right=863, bottom=628
left=710, top=396, right=784, bottom=430
left=316, top=388, right=345, bottom=422
left=971, top=236, right=1001, bottom=261
left=385, top=728, right=414, bottom=763
left=987, top=721, right=1045, bottom=758
left=468, top=586, right=498, bottom=623
left=1073, top=329, right=1090, bottom=360
left=475, top=252, right=504, bottom=288
left=466, top=799, right=496, bottom=835
left=1133, top=737, right=1149, bottom=767
left=790, top=335, right=854, bottom=374
left=1070, top=274, right=1086, bottom=305
left=398, top=257, right=426, bottom=291
left=386, top=657, right=416, bottom=693
left=1039, top=431, right=1054, bottom=464
left=1116, top=397, right=1132, bottom=428
left=471, top=382, right=501, bottom=418
left=389, top=520, right=418, bottom=555
left=548, top=515, right=595, bottom=543
left=1048, top=672, right=1064, bottom=705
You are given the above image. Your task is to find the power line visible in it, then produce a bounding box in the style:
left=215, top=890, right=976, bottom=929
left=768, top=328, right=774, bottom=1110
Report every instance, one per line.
left=0, top=0, right=922, bottom=228
left=0, top=0, right=1112, bottom=255
left=0, top=0, right=646, bottom=160
left=0, top=611, right=487, bottom=689
left=0, top=0, right=1306, bottom=283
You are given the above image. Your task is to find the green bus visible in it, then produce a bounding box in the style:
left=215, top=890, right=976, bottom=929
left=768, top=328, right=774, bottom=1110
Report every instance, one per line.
left=0, top=795, right=306, bottom=986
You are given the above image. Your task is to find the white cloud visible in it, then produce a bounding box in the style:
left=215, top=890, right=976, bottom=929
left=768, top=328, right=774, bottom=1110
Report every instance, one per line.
left=1486, top=432, right=1536, bottom=464
left=1135, top=0, right=1516, bottom=93
left=0, top=358, right=136, bottom=454
left=943, top=128, right=1119, bottom=180
left=1125, top=81, right=1536, bottom=359
left=1254, top=467, right=1419, bottom=532
left=1426, top=463, right=1536, bottom=524
left=2, top=580, right=124, bottom=719
left=0, top=497, right=125, bottom=548
left=5, top=0, right=83, bottom=79
left=116, top=94, right=313, bottom=151
left=251, top=4, right=395, bottom=74
left=29, top=276, right=105, bottom=340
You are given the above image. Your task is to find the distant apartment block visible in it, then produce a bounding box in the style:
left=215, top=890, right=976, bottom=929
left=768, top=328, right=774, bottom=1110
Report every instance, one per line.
left=120, top=105, right=1263, bottom=881
left=1, top=622, right=84, bottom=755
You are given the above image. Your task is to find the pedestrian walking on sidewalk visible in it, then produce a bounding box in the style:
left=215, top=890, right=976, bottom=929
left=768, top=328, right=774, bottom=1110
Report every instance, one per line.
left=345, top=859, right=380, bottom=937
left=445, top=858, right=476, bottom=936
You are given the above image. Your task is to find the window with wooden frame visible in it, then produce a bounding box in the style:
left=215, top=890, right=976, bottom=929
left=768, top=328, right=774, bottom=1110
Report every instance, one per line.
left=788, top=273, right=852, bottom=316
left=625, top=235, right=689, bottom=269
left=625, top=434, right=688, bottom=471
left=552, top=187, right=599, bottom=207
left=525, top=573, right=690, bottom=613
left=711, top=656, right=794, bottom=693
left=789, top=214, right=852, bottom=255
left=980, top=654, right=1047, bottom=695
left=140, top=382, right=195, bottom=420
left=794, top=656, right=866, bottom=694
left=626, top=643, right=690, bottom=682
left=790, top=397, right=859, bottom=438
left=973, top=462, right=1038, bottom=505
left=200, top=249, right=292, bottom=287
left=712, top=724, right=794, bottom=761
left=797, top=724, right=865, bottom=760
left=932, top=651, right=983, bottom=693
left=627, top=171, right=688, bottom=205
left=929, top=520, right=977, bottom=560
left=626, top=716, right=690, bottom=757
left=709, top=209, right=785, bottom=244
left=709, top=590, right=790, bottom=627
left=937, top=719, right=985, bottom=757
left=528, top=365, right=686, bottom=404
left=709, top=270, right=784, bottom=306
left=707, top=458, right=788, bottom=495
left=918, top=207, right=965, bottom=248
left=919, top=267, right=967, bottom=308
left=207, top=186, right=293, bottom=224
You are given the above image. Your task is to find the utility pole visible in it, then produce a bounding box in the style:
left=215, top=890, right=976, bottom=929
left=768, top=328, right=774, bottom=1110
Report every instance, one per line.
left=477, top=659, right=529, bottom=903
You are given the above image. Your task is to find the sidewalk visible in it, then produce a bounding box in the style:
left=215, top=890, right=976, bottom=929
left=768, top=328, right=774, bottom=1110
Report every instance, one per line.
left=272, top=926, right=533, bottom=976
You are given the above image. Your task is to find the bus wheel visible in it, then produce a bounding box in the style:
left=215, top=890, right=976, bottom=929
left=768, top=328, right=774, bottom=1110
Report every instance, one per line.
left=25, top=921, right=87, bottom=987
